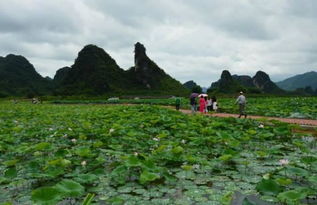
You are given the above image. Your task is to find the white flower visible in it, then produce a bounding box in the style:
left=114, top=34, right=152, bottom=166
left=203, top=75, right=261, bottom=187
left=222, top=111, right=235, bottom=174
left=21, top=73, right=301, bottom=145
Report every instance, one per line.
left=81, top=161, right=87, bottom=166
left=68, top=127, right=73, bottom=131
left=71, top=138, right=77, bottom=143
left=109, top=128, right=115, bottom=133
left=181, top=139, right=186, bottom=144
left=193, top=164, right=200, bottom=169
left=134, top=152, right=138, bottom=156
left=258, top=124, right=264, bottom=128
left=279, top=159, right=289, bottom=166
left=49, top=128, right=54, bottom=131
left=263, top=173, right=270, bottom=180
left=153, top=138, right=159, bottom=141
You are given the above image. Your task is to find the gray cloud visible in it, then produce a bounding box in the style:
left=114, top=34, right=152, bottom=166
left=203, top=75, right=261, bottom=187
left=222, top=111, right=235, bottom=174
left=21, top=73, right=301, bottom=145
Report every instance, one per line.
left=0, top=0, right=316, bottom=87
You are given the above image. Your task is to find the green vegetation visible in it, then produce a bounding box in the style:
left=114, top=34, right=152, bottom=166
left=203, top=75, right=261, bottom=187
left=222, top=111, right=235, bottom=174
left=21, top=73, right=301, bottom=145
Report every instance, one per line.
left=0, top=102, right=316, bottom=204
left=217, top=97, right=317, bottom=120
left=0, top=54, right=52, bottom=97
left=50, top=96, right=317, bottom=120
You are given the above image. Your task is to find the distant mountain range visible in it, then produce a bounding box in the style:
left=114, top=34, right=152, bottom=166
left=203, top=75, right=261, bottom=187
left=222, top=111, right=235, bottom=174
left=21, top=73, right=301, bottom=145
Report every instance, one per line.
left=0, top=43, right=188, bottom=97
left=208, top=70, right=285, bottom=94
left=0, top=43, right=316, bottom=97
left=276, top=71, right=317, bottom=91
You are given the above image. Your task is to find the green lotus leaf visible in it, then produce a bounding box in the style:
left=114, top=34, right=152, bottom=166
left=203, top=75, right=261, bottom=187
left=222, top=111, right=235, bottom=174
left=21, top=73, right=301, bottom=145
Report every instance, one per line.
left=34, top=142, right=51, bottom=151
left=44, top=167, right=65, bottom=178
left=48, top=158, right=71, bottom=167
left=3, top=159, right=19, bottom=167
left=301, top=156, right=317, bottom=164
left=219, top=154, right=233, bottom=161
left=4, top=167, right=17, bottom=179
left=55, top=179, right=85, bottom=197
left=308, top=175, right=317, bottom=184
left=172, top=146, right=184, bottom=154
left=74, top=173, right=98, bottom=184
left=31, top=187, right=62, bottom=205
left=276, top=178, right=292, bottom=186
left=1, top=202, right=13, bottom=205
left=286, top=167, right=309, bottom=177
left=181, top=165, right=193, bottom=171
left=125, top=155, right=141, bottom=167
left=242, top=198, right=256, bottom=205
left=75, top=147, right=92, bottom=157
left=256, top=179, right=282, bottom=196
left=93, top=140, right=103, bottom=148
left=139, top=170, right=160, bottom=184
left=110, top=165, right=129, bottom=185
left=277, top=190, right=307, bottom=202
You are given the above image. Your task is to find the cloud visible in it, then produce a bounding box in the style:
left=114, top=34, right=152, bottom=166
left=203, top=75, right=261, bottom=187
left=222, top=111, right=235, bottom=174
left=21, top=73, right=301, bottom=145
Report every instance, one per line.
left=0, top=0, right=316, bottom=87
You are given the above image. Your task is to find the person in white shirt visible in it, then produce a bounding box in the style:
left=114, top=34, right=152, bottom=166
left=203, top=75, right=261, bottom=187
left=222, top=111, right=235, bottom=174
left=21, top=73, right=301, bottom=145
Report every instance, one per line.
left=207, top=97, right=212, bottom=112
left=213, top=101, right=218, bottom=112
left=235, top=91, right=247, bottom=118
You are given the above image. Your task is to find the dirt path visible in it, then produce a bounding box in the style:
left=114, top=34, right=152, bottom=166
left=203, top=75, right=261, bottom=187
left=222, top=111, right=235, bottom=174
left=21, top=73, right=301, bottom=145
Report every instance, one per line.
left=176, top=108, right=317, bottom=127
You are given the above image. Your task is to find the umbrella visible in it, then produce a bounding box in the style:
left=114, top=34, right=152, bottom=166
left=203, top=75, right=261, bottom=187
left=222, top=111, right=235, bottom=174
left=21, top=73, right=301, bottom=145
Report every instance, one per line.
left=190, top=93, right=199, bottom=98
left=198, top=94, right=208, bottom=97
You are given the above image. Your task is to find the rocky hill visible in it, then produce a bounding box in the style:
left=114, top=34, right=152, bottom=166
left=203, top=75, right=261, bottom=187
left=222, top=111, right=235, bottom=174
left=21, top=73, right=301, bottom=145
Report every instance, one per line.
left=209, top=70, right=284, bottom=94
left=252, top=71, right=284, bottom=94
left=54, top=45, right=128, bottom=95
left=183, top=80, right=198, bottom=90
left=0, top=54, right=52, bottom=97
left=210, top=70, right=244, bottom=93
left=276, top=71, right=317, bottom=91
left=125, top=42, right=188, bottom=95
left=54, top=43, right=188, bottom=96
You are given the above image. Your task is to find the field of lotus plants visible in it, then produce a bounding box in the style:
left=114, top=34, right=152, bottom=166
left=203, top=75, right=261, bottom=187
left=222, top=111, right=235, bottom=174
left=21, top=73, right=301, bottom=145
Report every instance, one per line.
left=0, top=101, right=316, bottom=204
left=51, top=96, right=317, bottom=120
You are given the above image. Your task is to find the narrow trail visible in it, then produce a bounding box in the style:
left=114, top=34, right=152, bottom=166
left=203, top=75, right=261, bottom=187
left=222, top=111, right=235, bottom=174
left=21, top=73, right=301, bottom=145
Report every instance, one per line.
left=175, top=108, right=317, bottom=127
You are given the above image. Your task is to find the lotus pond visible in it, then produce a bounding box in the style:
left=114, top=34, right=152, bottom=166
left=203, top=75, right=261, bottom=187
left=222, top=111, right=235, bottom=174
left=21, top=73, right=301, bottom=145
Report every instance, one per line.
left=50, top=96, right=317, bottom=120
left=218, top=97, right=317, bottom=120
left=0, top=102, right=316, bottom=204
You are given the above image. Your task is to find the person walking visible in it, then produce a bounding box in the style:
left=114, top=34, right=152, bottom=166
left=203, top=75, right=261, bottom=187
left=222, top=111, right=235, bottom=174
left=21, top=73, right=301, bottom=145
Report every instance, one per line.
left=235, top=91, right=247, bottom=118
left=190, top=97, right=197, bottom=113
left=175, top=97, right=181, bottom=111
left=211, top=96, right=217, bottom=111
left=213, top=101, right=218, bottom=112
left=199, top=96, right=206, bottom=113
left=207, top=97, right=212, bottom=112
left=204, top=96, right=208, bottom=113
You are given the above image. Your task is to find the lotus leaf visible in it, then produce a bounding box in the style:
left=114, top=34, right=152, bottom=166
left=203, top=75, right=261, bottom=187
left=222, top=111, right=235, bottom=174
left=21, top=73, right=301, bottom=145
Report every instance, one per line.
left=31, top=187, right=62, bottom=205
left=55, top=179, right=85, bottom=197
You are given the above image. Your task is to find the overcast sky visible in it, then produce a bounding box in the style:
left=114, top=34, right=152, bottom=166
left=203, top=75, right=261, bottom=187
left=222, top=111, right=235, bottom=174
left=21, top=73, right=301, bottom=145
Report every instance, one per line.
left=0, top=0, right=316, bottom=87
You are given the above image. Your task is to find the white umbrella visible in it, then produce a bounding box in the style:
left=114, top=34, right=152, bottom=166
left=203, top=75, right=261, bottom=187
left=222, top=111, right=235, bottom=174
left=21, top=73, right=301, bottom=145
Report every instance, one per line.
left=198, top=94, right=208, bottom=97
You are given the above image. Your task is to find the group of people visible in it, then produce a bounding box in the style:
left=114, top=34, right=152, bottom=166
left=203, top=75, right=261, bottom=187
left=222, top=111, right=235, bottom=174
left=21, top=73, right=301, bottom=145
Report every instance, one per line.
left=190, top=95, right=218, bottom=113
left=177, top=91, right=247, bottom=118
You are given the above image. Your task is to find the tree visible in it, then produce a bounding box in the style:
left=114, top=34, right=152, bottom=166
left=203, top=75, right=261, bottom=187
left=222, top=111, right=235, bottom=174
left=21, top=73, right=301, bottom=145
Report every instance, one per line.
left=192, top=85, right=202, bottom=93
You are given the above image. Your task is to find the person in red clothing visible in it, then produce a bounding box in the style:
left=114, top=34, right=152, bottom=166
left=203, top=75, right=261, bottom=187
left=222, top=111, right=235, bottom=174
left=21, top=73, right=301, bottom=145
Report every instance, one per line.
left=199, top=96, right=206, bottom=113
